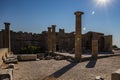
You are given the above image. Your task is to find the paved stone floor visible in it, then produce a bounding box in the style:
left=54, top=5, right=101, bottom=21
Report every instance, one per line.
left=12, top=53, right=120, bottom=80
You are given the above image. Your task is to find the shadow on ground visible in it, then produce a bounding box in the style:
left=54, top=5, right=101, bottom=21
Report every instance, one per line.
left=43, top=62, right=78, bottom=80
left=86, top=58, right=97, bottom=68
left=42, top=53, right=120, bottom=80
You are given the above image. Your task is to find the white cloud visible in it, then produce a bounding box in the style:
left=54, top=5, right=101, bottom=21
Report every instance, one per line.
left=83, top=27, right=86, bottom=31
left=92, top=11, right=95, bottom=15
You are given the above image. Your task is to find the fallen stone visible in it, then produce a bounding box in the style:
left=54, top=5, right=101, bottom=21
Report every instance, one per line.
left=2, top=56, right=18, bottom=64
left=45, top=56, right=52, bottom=60
left=18, top=54, right=37, bottom=61
left=37, top=53, right=45, bottom=60
left=54, top=55, right=63, bottom=60
left=95, top=76, right=104, bottom=80
left=0, top=69, right=13, bottom=80
left=112, top=69, right=120, bottom=80
left=8, top=63, right=14, bottom=69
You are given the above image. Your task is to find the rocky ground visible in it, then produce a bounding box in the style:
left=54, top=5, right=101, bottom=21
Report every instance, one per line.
left=12, top=53, right=120, bottom=80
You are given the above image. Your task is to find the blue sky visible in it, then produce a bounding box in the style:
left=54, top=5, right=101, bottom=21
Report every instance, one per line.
left=0, top=0, right=120, bottom=47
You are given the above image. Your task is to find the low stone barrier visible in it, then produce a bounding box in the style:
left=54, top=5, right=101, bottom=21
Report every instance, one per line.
left=18, top=54, right=37, bottom=61
left=112, top=69, right=120, bottom=80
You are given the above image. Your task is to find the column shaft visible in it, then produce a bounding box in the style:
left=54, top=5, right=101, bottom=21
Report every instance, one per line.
left=74, top=11, right=84, bottom=61
left=52, top=25, right=56, bottom=52
left=92, top=40, right=98, bottom=57
left=4, top=22, right=11, bottom=52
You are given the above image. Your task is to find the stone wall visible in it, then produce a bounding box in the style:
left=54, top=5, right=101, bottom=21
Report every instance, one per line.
left=0, top=48, right=8, bottom=66
left=0, top=21, right=113, bottom=54
left=10, top=31, right=47, bottom=53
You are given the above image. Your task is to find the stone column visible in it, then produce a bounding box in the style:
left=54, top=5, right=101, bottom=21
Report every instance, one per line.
left=0, top=31, right=2, bottom=48
left=48, top=27, right=52, bottom=52
left=108, top=35, right=112, bottom=52
left=1, top=30, right=5, bottom=48
left=74, top=11, right=84, bottom=61
left=4, top=22, right=11, bottom=52
left=52, top=25, right=56, bottom=52
left=92, top=40, right=98, bottom=57
left=104, top=35, right=112, bottom=52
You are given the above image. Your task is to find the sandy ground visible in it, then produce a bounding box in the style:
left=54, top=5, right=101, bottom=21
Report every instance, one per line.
left=12, top=54, right=120, bottom=80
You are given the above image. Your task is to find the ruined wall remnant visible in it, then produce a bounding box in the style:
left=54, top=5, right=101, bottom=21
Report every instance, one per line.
left=0, top=11, right=113, bottom=54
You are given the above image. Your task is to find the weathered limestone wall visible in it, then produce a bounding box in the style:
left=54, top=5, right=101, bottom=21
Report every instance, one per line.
left=92, top=40, right=98, bottom=57
left=0, top=48, right=8, bottom=66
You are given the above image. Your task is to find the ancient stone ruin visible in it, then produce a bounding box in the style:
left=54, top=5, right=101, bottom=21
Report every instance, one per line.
left=0, top=11, right=118, bottom=80
left=0, top=11, right=112, bottom=60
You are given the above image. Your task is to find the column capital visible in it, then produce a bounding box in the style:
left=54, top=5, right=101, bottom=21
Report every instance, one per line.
left=74, top=11, right=84, bottom=15
left=4, top=22, right=10, bottom=25
left=48, top=27, right=51, bottom=29
left=52, top=25, right=56, bottom=28
left=48, top=27, right=52, bottom=32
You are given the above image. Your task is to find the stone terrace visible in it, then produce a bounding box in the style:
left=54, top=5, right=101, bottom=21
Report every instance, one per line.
left=12, top=53, right=120, bottom=80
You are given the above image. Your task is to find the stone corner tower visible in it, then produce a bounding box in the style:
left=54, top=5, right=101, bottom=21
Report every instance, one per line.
left=74, top=11, right=84, bottom=61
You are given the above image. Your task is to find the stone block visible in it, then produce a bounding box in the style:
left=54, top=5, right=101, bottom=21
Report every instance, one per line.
left=2, top=56, right=18, bottom=64
left=112, top=69, right=120, bottom=80
left=0, top=48, right=8, bottom=66
left=8, top=63, right=14, bottom=69
left=45, top=56, right=52, bottom=60
left=95, top=76, right=104, bottom=80
left=54, top=55, right=63, bottom=60
left=0, top=69, right=13, bottom=80
left=18, top=54, right=37, bottom=61
left=37, top=53, right=45, bottom=60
